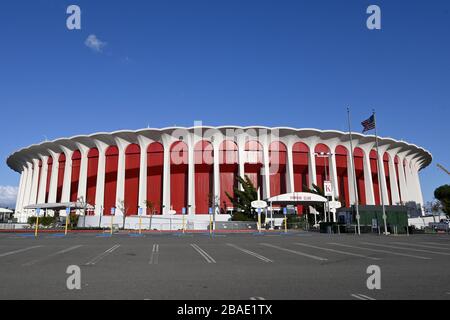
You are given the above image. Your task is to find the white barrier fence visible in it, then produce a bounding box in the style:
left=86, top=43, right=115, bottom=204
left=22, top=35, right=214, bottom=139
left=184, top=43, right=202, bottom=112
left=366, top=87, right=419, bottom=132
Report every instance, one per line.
left=78, top=214, right=231, bottom=231
left=0, top=223, right=29, bottom=230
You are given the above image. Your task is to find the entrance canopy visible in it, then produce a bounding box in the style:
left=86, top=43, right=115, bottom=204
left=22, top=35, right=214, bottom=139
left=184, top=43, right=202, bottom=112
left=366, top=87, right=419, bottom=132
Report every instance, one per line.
left=24, top=202, right=94, bottom=211
left=265, top=192, right=327, bottom=205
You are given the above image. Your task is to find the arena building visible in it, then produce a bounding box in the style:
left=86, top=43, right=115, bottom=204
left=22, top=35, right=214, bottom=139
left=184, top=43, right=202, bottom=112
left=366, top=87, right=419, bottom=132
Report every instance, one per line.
left=7, top=126, right=431, bottom=228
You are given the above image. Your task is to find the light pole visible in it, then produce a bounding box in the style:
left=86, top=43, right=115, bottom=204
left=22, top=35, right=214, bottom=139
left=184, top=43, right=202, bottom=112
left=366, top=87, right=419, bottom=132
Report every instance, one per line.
left=314, top=151, right=334, bottom=223
left=347, top=108, right=361, bottom=235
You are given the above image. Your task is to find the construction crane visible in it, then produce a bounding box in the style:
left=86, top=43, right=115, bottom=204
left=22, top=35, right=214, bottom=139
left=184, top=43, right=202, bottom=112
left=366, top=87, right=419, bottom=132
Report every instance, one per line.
left=437, top=163, right=450, bottom=176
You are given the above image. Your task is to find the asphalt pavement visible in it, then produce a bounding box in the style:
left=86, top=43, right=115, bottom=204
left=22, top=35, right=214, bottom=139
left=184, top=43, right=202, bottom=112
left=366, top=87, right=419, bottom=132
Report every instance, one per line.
left=0, top=231, right=449, bottom=300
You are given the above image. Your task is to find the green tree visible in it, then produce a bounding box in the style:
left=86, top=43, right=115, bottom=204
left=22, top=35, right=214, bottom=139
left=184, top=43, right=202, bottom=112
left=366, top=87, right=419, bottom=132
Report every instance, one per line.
left=303, top=183, right=325, bottom=222
left=434, top=184, right=450, bottom=216
left=145, top=200, right=156, bottom=215
left=225, top=175, right=258, bottom=221
left=117, top=199, right=129, bottom=229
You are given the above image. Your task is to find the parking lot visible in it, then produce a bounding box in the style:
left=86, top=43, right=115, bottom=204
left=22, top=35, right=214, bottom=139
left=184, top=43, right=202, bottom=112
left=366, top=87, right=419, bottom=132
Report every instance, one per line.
left=0, top=231, right=449, bottom=300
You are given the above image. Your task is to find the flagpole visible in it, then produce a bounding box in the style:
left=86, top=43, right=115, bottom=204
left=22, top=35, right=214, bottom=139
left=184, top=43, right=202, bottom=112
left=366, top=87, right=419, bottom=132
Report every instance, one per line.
left=373, top=109, right=388, bottom=235
left=347, top=107, right=360, bottom=235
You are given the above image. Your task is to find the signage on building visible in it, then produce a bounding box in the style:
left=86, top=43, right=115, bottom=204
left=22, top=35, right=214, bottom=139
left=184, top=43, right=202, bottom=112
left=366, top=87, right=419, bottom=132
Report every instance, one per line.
left=324, top=181, right=333, bottom=196
left=251, top=200, right=267, bottom=209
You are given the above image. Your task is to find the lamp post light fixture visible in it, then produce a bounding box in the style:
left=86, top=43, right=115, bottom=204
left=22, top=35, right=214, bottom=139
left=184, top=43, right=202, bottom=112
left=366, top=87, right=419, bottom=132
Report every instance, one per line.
left=314, top=152, right=335, bottom=223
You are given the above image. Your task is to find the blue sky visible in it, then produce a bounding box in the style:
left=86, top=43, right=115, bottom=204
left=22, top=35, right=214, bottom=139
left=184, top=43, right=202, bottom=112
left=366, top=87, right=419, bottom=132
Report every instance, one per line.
left=0, top=0, right=449, bottom=207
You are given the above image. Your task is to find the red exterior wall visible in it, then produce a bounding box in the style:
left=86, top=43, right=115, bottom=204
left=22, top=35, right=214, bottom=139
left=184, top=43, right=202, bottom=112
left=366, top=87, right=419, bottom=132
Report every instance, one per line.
left=219, top=140, right=238, bottom=212
left=195, top=141, right=213, bottom=214
left=45, top=157, right=53, bottom=203
left=147, top=142, right=163, bottom=214
left=170, top=141, right=188, bottom=213
left=70, top=150, right=81, bottom=202
left=370, top=150, right=381, bottom=205
left=56, top=153, right=66, bottom=203
left=269, top=141, right=287, bottom=197
left=244, top=141, right=263, bottom=199
left=314, top=144, right=330, bottom=191
left=104, top=146, right=118, bottom=215
left=124, top=144, right=140, bottom=215
left=86, top=148, right=99, bottom=206
left=335, top=146, right=349, bottom=208
left=353, top=148, right=366, bottom=205
left=293, top=142, right=309, bottom=214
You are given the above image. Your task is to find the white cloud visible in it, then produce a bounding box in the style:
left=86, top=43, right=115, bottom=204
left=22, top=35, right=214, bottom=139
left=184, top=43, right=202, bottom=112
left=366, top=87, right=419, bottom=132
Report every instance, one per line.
left=0, top=186, right=18, bottom=208
left=84, top=34, right=107, bottom=52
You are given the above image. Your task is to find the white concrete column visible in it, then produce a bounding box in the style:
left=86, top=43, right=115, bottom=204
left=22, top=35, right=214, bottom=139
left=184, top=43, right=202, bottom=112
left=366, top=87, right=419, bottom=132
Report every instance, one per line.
left=115, top=138, right=129, bottom=215
left=76, top=145, right=90, bottom=203
left=238, top=141, right=245, bottom=189
left=213, top=141, right=220, bottom=210
left=162, top=138, right=171, bottom=214
left=362, top=149, right=375, bottom=205
left=29, top=159, right=40, bottom=205
left=15, top=168, right=26, bottom=214
left=22, top=163, right=34, bottom=221
left=307, top=146, right=317, bottom=188
left=329, top=151, right=339, bottom=199
left=37, top=156, right=49, bottom=204
left=137, top=140, right=150, bottom=212
left=262, top=141, right=271, bottom=199
left=94, top=142, right=107, bottom=216
left=188, top=139, right=195, bottom=215
left=376, top=148, right=390, bottom=205
left=404, top=157, right=417, bottom=203
left=412, top=162, right=421, bottom=206
left=286, top=142, right=295, bottom=193
left=396, top=155, right=409, bottom=204
left=25, top=162, right=35, bottom=206
left=387, top=152, right=400, bottom=205
left=346, top=144, right=357, bottom=205
left=14, top=171, right=23, bottom=213
left=60, top=148, right=74, bottom=204
left=13, top=170, right=23, bottom=220
left=411, top=162, right=425, bottom=210
left=47, top=151, right=60, bottom=204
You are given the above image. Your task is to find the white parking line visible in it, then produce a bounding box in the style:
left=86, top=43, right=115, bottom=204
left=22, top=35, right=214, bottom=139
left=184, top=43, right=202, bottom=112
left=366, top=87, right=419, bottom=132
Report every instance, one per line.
left=149, top=244, right=159, bottom=265
left=250, top=297, right=266, bottom=300
left=294, top=243, right=380, bottom=261
left=191, top=244, right=216, bottom=263
left=351, top=293, right=376, bottom=300
left=392, top=242, right=450, bottom=250
left=0, top=246, right=42, bottom=258
left=227, top=243, right=273, bottom=263
left=329, top=243, right=431, bottom=260
left=421, top=242, right=450, bottom=247
left=85, top=244, right=120, bottom=265
left=360, top=242, right=450, bottom=256
left=260, top=243, right=328, bottom=261
left=23, top=245, right=83, bottom=266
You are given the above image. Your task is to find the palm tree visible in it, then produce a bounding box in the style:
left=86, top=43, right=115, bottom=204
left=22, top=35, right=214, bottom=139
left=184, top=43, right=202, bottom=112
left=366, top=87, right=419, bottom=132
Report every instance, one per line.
left=303, top=183, right=325, bottom=222
left=225, top=175, right=258, bottom=221
left=145, top=200, right=158, bottom=230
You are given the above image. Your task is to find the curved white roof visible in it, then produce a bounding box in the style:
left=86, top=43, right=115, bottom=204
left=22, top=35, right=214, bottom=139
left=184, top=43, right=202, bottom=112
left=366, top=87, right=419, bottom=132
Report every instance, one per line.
left=6, top=126, right=432, bottom=172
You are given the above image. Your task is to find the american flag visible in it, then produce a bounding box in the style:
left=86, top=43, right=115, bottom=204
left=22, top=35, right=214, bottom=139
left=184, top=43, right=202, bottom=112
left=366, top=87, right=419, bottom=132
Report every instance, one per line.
left=361, top=115, right=375, bottom=133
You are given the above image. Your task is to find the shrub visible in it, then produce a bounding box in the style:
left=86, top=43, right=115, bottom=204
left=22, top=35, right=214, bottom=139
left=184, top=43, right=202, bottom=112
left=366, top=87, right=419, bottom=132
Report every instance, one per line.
left=27, top=216, right=58, bottom=227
